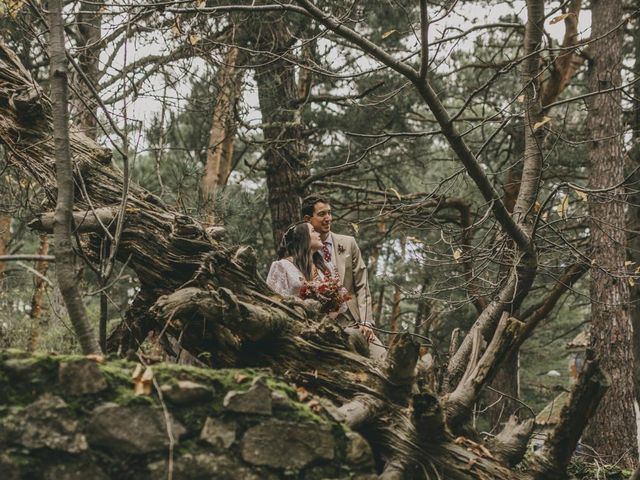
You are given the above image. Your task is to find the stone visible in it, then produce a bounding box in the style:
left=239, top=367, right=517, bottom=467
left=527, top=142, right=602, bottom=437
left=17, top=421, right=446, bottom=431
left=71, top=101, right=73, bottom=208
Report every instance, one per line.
left=3, top=358, right=54, bottom=384
left=12, top=394, right=88, bottom=453
left=223, top=376, right=272, bottom=415
left=0, top=454, right=20, bottom=480
left=271, top=390, right=294, bottom=410
left=86, top=403, right=186, bottom=454
left=200, top=417, right=236, bottom=448
left=317, top=397, right=346, bottom=423
left=240, top=420, right=335, bottom=469
left=0, top=410, right=14, bottom=446
left=344, top=431, right=374, bottom=468
left=148, top=453, right=271, bottom=480
left=160, top=380, right=212, bottom=405
left=43, top=461, right=109, bottom=480
left=58, top=359, right=108, bottom=395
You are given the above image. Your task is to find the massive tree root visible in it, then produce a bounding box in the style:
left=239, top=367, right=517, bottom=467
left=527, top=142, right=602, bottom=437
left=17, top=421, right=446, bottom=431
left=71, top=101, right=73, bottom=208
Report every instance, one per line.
left=0, top=42, right=607, bottom=479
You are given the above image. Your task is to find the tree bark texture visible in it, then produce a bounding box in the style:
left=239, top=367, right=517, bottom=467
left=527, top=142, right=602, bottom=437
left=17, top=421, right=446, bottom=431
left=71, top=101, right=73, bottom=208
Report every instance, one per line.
left=201, top=45, right=245, bottom=215
left=582, top=0, right=639, bottom=467
left=48, top=0, right=101, bottom=355
left=28, top=235, right=50, bottom=352
left=73, top=0, right=103, bottom=140
left=540, top=0, right=584, bottom=109
left=253, top=14, right=310, bottom=247
left=484, top=350, right=520, bottom=431
left=627, top=5, right=640, bottom=415
left=0, top=212, right=10, bottom=278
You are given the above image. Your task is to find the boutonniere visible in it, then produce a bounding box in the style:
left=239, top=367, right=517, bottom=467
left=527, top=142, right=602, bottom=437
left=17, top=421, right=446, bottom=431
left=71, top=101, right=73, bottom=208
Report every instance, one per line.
left=337, top=244, right=346, bottom=255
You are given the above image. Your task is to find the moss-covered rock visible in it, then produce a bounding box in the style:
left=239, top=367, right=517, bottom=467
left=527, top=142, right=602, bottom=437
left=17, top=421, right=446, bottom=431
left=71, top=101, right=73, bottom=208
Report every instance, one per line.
left=0, top=349, right=376, bottom=479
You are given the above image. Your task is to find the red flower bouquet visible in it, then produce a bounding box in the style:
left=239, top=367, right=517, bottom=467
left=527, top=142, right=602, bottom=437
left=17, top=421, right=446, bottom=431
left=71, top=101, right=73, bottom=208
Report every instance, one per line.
left=299, top=275, right=351, bottom=314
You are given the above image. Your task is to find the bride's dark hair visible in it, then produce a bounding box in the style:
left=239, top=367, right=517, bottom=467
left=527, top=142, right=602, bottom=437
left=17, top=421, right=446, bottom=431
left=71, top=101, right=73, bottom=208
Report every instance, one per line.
left=278, top=222, right=328, bottom=281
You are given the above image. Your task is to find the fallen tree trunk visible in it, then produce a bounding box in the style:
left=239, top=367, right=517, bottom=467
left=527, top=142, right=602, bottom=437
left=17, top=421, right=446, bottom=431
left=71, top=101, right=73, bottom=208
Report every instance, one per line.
left=0, top=41, right=606, bottom=479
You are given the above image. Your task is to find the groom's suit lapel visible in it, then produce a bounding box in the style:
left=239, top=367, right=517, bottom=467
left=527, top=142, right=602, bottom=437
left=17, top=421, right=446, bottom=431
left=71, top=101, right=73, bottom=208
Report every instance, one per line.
left=332, top=232, right=347, bottom=282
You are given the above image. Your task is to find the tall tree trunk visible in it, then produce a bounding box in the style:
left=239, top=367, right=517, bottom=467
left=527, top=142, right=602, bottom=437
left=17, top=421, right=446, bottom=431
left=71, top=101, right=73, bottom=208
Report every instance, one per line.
left=484, top=350, right=520, bottom=430
left=254, top=16, right=310, bottom=247
left=74, top=0, right=103, bottom=140
left=201, top=46, right=245, bottom=220
left=0, top=212, right=10, bottom=279
left=582, top=0, right=639, bottom=467
left=49, top=0, right=101, bottom=355
left=389, top=284, right=402, bottom=332
left=368, top=219, right=386, bottom=275
left=628, top=5, right=640, bottom=414
left=413, top=274, right=431, bottom=334
left=389, top=237, right=406, bottom=334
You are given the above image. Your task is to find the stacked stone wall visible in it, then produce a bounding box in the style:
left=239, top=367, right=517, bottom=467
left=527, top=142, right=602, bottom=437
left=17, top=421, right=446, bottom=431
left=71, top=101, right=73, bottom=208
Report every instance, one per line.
left=0, top=350, right=375, bottom=479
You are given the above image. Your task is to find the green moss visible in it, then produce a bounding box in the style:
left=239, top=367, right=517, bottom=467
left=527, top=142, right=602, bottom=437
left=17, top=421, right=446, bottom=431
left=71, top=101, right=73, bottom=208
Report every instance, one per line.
left=174, top=438, right=208, bottom=456
left=1, top=349, right=337, bottom=435
left=282, top=400, right=326, bottom=424
left=266, top=377, right=297, bottom=397
left=0, top=349, right=378, bottom=479
left=174, top=403, right=219, bottom=432
left=100, top=359, right=136, bottom=383
left=0, top=349, right=31, bottom=360
left=0, top=353, right=59, bottom=407
left=568, top=458, right=633, bottom=479
left=152, top=363, right=265, bottom=392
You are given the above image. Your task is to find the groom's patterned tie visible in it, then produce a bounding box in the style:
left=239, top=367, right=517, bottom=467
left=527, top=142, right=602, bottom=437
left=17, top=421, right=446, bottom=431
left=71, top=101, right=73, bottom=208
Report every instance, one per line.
left=322, top=242, right=332, bottom=263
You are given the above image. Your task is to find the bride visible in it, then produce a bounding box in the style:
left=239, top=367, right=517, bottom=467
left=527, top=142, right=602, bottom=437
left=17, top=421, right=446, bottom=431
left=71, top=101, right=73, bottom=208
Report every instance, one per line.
left=266, top=222, right=333, bottom=298
left=267, top=222, right=375, bottom=357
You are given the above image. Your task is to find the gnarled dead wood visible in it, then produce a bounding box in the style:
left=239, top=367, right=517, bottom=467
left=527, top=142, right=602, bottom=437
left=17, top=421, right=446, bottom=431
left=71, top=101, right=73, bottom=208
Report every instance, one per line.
left=540, top=0, right=585, bottom=109
left=489, top=415, right=535, bottom=467
left=445, top=315, right=524, bottom=433
left=526, top=357, right=610, bottom=480
left=29, top=207, right=118, bottom=234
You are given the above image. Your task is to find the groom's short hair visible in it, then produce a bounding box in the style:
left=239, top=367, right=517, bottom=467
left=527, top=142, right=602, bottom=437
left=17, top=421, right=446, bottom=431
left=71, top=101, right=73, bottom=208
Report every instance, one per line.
left=301, top=194, right=330, bottom=218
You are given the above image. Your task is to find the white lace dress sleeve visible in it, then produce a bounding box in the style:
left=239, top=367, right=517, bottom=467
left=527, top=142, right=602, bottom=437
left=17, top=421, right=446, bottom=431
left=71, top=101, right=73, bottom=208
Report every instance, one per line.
left=266, top=260, right=306, bottom=298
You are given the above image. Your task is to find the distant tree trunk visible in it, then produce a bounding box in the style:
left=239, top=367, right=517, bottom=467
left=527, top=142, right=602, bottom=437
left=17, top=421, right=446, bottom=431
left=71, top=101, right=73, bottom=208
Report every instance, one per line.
left=201, top=45, right=245, bottom=220
left=627, top=4, right=640, bottom=412
left=413, top=274, right=431, bottom=334
left=368, top=219, right=386, bottom=275
left=369, top=220, right=386, bottom=325
left=49, top=0, right=101, bottom=355
left=0, top=213, right=10, bottom=279
left=373, top=248, right=391, bottom=326
left=28, top=235, right=50, bottom=352
left=484, top=351, right=520, bottom=430
left=389, top=237, right=406, bottom=334
left=390, top=285, right=402, bottom=331
left=540, top=0, right=583, bottom=109
left=73, top=0, right=103, bottom=140
left=582, top=0, right=638, bottom=467
left=254, top=15, right=310, bottom=246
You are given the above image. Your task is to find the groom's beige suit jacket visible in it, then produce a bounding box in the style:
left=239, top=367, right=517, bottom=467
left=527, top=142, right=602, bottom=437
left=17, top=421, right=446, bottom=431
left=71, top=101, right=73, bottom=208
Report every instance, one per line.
left=330, top=232, right=373, bottom=324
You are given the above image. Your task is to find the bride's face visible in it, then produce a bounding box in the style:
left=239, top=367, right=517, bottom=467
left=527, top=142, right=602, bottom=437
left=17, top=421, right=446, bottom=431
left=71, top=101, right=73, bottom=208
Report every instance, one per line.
left=308, top=223, right=323, bottom=252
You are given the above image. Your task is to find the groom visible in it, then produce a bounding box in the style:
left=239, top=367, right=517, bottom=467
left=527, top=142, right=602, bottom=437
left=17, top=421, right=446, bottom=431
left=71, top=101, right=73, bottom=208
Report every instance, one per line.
left=302, top=194, right=385, bottom=361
